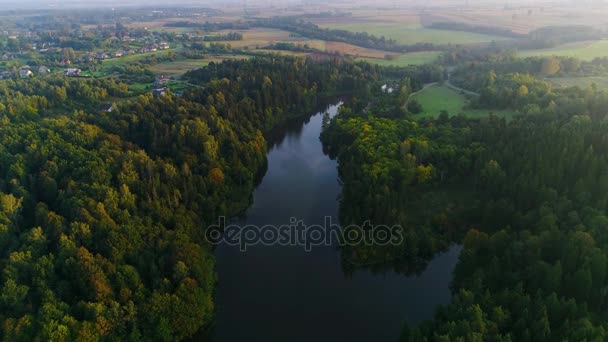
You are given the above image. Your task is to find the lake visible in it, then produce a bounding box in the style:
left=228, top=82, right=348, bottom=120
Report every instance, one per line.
left=211, top=103, right=461, bottom=341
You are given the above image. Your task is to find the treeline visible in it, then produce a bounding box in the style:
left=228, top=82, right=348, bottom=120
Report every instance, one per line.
left=183, top=57, right=385, bottom=130
left=0, top=56, right=384, bottom=340
left=264, top=42, right=320, bottom=53
left=452, top=54, right=608, bottom=79
left=253, top=17, right=440, bottom=53
left=428, top=22, right=522, bottom=38
left=188, top=42, right=236, bottom=54
left=449, top=57, right=608, bottom=114
left=517, top=25, right=605, bottom=50
left=202, top=32, right=243, bottom=41
left=164, top=21, right=250, bottom=31
left=321, top=60, right=608, bottom=340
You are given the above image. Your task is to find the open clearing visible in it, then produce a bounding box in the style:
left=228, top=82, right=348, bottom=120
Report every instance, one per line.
left=102, top=50, right=180, bottom=69
left=411, top=84, right=517, bottom=120
left=213, top=29, right=324, bottom=51
left=519, top=40, right=608, bottom=60
left=324, top=41, right=399, bottom=58
left=149, top=55, right=249, bottom=75
left=358, top=51, right=441, bottom=66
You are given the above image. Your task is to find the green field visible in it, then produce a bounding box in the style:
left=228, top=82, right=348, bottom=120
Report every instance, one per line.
left=411, top=84, right=517, bottom=120
left=519, top=40, right=608, bottom=60
left=358, top=51, right=441, bottom=66
left=321, top=22, right=510, bottom=45
left=102, top=50, right=177, bottom=69
left=148, top=59, right=211, bottom=75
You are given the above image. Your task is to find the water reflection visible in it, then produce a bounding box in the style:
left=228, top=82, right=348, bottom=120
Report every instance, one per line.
left=210, top=103, right=461, bottom=342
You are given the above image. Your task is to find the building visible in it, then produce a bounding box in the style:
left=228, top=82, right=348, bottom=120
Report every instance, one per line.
left=95, top=52, right=110, bottom=60
left=19, top=69, right=33, bottom=78
left=0, top=71, right=12, bottom=80
left=38, top=66, right=50, bottom=74
left=155, top=75, right=170, bottom=85
left=100, top=104, right=115, bottom=113
left=152, top=87, right=168, bottom=97
left=64, top=68, right=82, bottom=76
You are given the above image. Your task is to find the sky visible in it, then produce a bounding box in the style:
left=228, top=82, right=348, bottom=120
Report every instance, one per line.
left=0, top=0, right=588, bottom=11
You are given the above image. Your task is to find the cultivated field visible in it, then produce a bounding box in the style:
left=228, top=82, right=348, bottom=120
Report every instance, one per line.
left=519, top=40, right=608, bottom=60
left=319, top=22, right=510, bottom=45
left=211, top=28, right=401, bottom=58
left=324, top=41, right=399, bottom=58
left=422, top=6, right=608, bottom=34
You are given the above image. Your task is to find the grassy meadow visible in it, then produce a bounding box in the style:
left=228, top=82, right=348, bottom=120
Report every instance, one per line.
left=149, top=55, right=250, bottom=76
left=411, top=84, right=517, bottom=120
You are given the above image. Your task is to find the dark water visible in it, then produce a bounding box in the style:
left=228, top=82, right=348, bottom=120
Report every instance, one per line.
left=212, top=104, right=461, bottom=342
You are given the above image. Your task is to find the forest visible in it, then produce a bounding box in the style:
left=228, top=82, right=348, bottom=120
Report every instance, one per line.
left=0, top=56, right=382, bottom=340
left=4, top=33, right=608, bottom=339
left=321, top=57, right=608, bottom=340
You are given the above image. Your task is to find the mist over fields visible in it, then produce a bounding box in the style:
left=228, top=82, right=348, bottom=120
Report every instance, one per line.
left=0, top=0, right=594, bottom=10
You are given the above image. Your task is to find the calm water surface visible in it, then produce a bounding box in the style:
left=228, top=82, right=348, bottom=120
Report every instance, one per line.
left=212, top=104, right=461, bottom=341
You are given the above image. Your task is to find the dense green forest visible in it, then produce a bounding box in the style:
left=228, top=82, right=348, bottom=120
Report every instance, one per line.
left=5, top=43, right=608, bottom=340
left=0, top=57, right=382, bottom=340
left=321, top=57, right=608, bottom=340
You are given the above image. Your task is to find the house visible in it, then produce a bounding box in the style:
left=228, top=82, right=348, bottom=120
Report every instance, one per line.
left=155, top=75, right=170, bottom=85
left=381, top=84, right=394, bottom=94
left=19, top=69, right=33, bottom=78
left=152, top=87, right=167, bottom=97
left=95, top=52, right=110, bottom=60
left=0, top=71, right=12, bottom=79
left=114, top=51, right=124, bottom=58
left=64, top=68, right=82, bottom=76
left=38, top=66, right=50, bottom=74
left=159, top=42, right=170, bottom=50
left=100, top=104, right=115, bottom=113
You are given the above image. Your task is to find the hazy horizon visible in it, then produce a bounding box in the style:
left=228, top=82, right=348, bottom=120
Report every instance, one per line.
left=0, top=0, right=591, bottom=11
